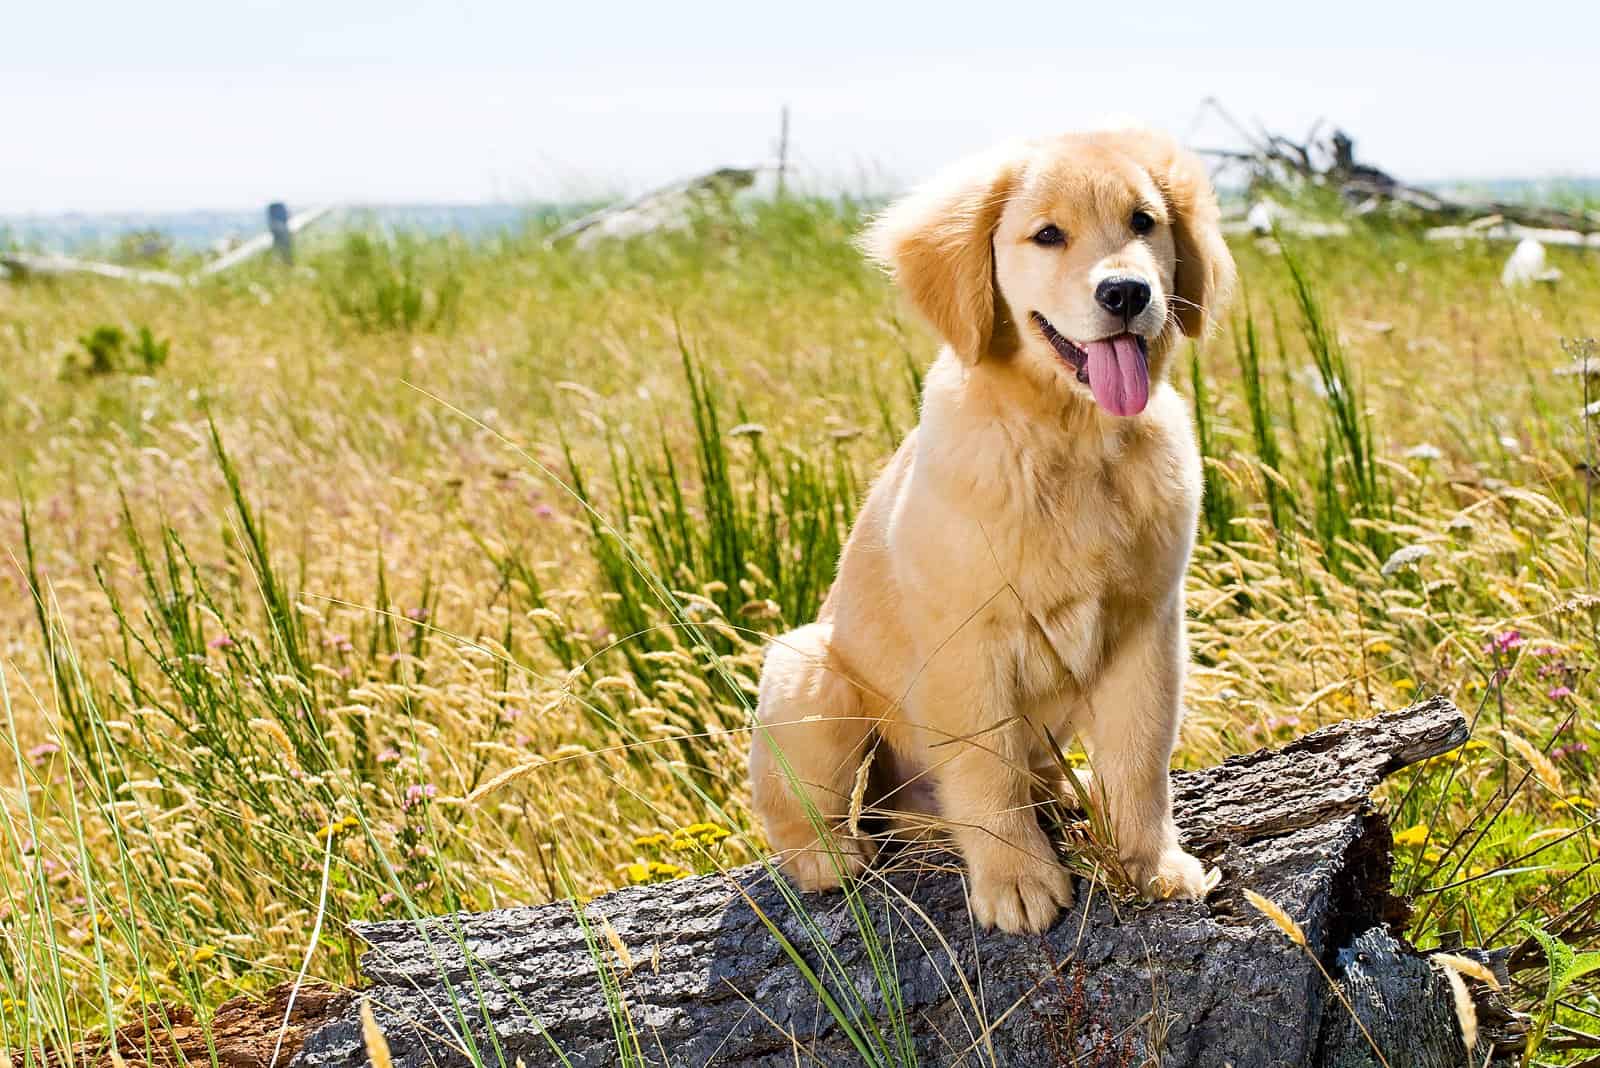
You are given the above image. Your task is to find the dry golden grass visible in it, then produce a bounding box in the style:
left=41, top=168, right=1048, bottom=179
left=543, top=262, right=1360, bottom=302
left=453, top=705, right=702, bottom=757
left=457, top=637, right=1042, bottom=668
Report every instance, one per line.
left=1, top=205, right=1596, bottom=1054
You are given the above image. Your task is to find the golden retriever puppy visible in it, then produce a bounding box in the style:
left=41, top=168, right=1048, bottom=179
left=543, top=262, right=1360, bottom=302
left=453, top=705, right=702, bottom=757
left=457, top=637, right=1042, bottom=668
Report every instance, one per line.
left=749, top=128, right=1234, bottom=934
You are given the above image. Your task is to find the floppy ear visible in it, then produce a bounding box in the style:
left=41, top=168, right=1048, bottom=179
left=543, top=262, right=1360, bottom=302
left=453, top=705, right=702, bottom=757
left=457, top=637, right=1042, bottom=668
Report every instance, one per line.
left=1152, top=140, right=1236, bottom=338
left=863, top=146, right=1025, bottom=363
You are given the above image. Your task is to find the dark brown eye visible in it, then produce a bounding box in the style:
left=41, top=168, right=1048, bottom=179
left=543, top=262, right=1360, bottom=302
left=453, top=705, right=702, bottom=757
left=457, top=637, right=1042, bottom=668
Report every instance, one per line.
left=1130, top=210, right=1155, bottom=235
left=1031, top=224, right=1066, bottom=247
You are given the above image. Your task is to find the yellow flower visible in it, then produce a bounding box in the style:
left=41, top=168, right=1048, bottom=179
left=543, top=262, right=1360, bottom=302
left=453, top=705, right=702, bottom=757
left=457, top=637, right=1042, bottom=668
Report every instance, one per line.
left=1394, top=678, right=1417, bottom=693
left=670, top=822, right=731, bottom=850
left=1370, top=641, right=1393, bottom=656
left=1563, top=795, right=1595, bottom=810
left=632, top=832, right=671, bottom=849
left=624, top=860, right=690, bottom=884
left=191, top=945, right=218, bottom=965
left=315, top=814, right=362, bottom=841
left=1393, top=824, right=1429, bottom=847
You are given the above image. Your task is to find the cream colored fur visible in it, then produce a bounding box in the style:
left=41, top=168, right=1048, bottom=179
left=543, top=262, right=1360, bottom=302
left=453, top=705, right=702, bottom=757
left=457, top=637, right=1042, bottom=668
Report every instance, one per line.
left=748, top=129, right=1236, bottom=934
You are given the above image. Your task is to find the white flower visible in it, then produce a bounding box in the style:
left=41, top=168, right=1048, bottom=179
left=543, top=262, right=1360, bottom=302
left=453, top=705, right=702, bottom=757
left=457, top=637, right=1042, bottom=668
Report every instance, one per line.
left=1405, top=443, right=1443, bottom=461
left=1381, top=544, right=1431, bottom=577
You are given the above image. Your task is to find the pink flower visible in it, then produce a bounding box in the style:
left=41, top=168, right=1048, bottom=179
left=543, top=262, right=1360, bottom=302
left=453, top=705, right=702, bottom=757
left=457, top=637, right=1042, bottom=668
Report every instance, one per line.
left=1488, top=629, right=1523, bottom=655
left=1548, top=685, right=1574, bottom=700
left=378, top=892, right=397, bottom=906
left=535, top=504, right=555, bottom=518
left=207, top=635, right=236, bottom=651
left=377, top=748, right=402, bottom=764
left=403, top=783, right=438, bottom=810
left=404, top=607, right=428, bottom=623
left=27, top=741, right=61, bottom=766
left=1552, top=742, right=1590, bottom=760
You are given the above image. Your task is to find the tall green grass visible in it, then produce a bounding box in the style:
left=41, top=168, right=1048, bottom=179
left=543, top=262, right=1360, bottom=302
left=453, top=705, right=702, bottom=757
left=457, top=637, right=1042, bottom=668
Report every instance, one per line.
left=2, top=198, right=1597, bottom=1065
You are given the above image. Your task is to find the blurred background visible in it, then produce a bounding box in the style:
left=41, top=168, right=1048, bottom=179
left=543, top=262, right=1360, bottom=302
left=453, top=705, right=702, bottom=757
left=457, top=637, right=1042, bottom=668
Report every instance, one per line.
left=5, top=0, right=1597, bottom=247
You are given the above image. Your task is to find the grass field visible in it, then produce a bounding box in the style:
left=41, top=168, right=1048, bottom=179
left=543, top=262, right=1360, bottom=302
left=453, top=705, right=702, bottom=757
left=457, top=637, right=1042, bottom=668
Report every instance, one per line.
left=3, top=198, right=1598, bottom=1063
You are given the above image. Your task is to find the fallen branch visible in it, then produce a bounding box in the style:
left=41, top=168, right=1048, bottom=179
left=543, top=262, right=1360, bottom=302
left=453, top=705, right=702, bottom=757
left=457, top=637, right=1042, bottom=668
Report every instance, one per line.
left=281, top=698, right=1521, bottom=1067
left=0, top=251, right=186, bottom=287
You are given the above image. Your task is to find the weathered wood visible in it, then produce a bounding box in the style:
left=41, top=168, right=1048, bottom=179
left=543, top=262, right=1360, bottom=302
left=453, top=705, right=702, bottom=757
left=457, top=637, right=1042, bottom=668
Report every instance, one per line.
left=196, top=204, right=334, bottom=277
left=544, top=167, right=757, bottom=247
left=268, top=202, right=293, bottom=264
left=49, top=983, right=350, bottom=1068
left=0, top=251, right=186, bottom=287
left=281, top=697, right=1523, bottom=1067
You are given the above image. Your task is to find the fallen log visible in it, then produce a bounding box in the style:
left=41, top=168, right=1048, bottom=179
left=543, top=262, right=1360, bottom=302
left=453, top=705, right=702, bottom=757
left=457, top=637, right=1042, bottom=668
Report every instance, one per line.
left=268, top=697, right=1522, bottom=1067
left=0, top=251, right=186, bottom=287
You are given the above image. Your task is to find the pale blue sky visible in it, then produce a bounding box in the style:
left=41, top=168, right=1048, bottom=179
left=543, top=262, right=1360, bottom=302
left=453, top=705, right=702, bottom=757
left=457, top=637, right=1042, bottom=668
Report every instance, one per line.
left=6, top=0, right=1596, bottom=214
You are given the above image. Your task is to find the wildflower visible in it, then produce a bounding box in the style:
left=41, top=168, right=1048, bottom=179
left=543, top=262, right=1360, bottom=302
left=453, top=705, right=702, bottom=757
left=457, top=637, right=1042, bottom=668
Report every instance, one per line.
left=378, top=892, right=398, bottom=906
left=207, top=635, right=236, bottom=650
left=1380, top=544, right=1430, bottom=577
left=1394, top=678, right=1417, bottom=693
left=632, top=832, right=671, bottom=849
left=1547, top=685, right=1574, bottom=700
left=26, top=741, right=60, bottom=766
left=1392, top=824, right=1429, bottom=847
left=191, top=945, right=218, bottom=965
left=1552, top=742, right=1589, bottom=761
left=625, top=861, right=689, bottom=884
left=670, top=822, right=731, bottom=850
left=314, top=814, right=361, bottom=841
left=404, top=607, right=428, bottom=623
left=1487, top=629, right=1523, bottom=655
left=535, top=504, right=555, bottom=518
left=1405, top=443, right=1443, bottom=461
left=403, top=783, right=438, bottom=810
left=377, top=748, right=402, bottom=764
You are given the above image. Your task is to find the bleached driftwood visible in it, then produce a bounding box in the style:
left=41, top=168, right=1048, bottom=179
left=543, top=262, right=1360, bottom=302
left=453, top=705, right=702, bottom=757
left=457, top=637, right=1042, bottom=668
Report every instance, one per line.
left=545, top=167, right=758, bottom=248
left=1, top=205, right=336, bottom=287
left=0, top=251, right=186, bottom=287
left=195, top=204, right=336, bottom=276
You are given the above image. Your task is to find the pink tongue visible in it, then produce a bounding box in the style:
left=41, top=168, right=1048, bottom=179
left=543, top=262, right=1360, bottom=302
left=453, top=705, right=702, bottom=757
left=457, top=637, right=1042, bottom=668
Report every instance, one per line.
left=1084, top=335, right=1150, bottom=417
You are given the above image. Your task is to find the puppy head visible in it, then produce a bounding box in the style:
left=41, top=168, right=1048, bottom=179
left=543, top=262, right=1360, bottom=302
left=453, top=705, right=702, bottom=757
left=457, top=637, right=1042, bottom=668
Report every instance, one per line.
left=865, top=129, right=1234, bottom=417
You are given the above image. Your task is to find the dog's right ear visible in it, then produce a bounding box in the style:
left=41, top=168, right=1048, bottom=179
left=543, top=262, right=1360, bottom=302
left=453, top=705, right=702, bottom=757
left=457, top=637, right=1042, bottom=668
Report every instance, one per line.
left=862, top=146, right=1026, bottom=364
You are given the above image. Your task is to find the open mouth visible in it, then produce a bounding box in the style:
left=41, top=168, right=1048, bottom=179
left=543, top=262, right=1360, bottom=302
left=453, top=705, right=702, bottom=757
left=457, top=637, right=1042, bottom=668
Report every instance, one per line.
left=1031, top=312, right=1151, bottom=418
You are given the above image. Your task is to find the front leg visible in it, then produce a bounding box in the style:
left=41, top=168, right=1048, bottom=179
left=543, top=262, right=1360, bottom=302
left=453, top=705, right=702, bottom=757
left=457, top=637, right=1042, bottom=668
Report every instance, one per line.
left=909, top=654, right=1074, bottom=934
left=1079, top=600, right=1209, bottom=900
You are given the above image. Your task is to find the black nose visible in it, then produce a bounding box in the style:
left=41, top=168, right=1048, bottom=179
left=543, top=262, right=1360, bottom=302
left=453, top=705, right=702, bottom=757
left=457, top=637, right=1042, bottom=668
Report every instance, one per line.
left=1095, top=277, right=1151, bottom=321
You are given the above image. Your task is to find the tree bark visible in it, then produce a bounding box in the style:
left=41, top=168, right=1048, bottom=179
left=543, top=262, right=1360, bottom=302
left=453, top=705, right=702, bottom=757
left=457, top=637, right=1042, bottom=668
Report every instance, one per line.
left=272, top=697, right=1525, bottom=1067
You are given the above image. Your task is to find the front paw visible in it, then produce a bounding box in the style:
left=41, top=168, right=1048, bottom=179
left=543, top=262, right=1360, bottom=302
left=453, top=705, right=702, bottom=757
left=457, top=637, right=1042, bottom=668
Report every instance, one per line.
left=1125, top=847, right=1215, bottom=901
left=968, top=847, right=1075, bottom=934
left=778, top=833, right=875, bottom=891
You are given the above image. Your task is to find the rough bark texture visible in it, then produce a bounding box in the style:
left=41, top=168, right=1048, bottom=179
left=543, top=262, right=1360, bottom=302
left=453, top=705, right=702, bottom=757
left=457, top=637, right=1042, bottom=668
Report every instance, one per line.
left=49, top=983, right=350, bottom=1068
left=273, top=697, right=1524, bottom=1067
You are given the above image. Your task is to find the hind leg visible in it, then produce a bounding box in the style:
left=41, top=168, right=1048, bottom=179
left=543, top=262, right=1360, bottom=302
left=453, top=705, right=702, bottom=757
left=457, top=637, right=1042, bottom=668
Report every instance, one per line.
left=749, top=623, right=877, bottom=890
